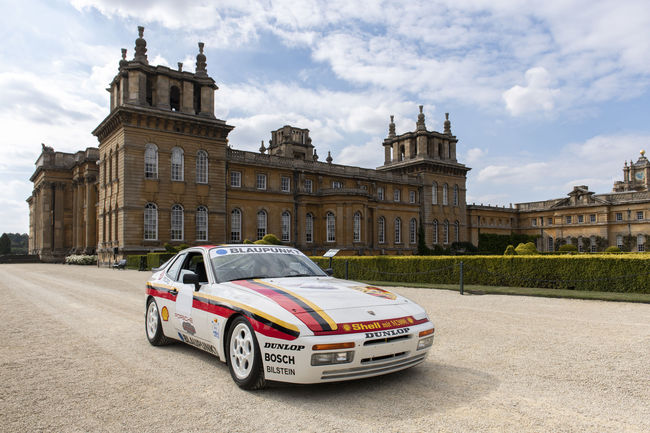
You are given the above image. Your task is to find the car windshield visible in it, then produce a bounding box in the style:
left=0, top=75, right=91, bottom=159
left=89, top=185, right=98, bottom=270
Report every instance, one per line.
left=209, top=246, right=327, bottom=283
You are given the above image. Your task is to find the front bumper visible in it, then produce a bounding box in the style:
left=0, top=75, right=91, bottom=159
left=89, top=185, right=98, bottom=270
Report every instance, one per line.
left=258, top=321, right=434, bottom=384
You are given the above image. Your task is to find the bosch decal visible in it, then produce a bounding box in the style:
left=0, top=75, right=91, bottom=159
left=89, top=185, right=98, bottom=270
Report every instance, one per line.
left=264, top=353, right=295, bottom=365
left=264, top=342, right=305, bottom=351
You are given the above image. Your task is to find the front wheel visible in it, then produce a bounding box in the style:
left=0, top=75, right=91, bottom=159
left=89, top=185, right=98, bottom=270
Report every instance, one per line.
left=145, top=298, right=172, bottom=346
left=226, top=316, right=265, bottom=390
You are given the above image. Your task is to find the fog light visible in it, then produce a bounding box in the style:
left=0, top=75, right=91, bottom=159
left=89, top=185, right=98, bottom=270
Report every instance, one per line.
left=417, top=336, right=434, bottom=350
left=311, top=351, right=354, bottom=366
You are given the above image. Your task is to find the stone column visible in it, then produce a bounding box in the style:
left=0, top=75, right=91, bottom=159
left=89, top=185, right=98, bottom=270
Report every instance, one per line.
left=42, top=182, right=54, bottom=252
left=85, top=176, right=97, bottom=253
left=53, top=182, right=66, bottom=252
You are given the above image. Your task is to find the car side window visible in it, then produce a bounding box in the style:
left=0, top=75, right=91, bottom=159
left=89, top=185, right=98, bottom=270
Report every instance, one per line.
left=175, top=252, right=209, bottom=285
left=166, top=253, right=187, bottom=281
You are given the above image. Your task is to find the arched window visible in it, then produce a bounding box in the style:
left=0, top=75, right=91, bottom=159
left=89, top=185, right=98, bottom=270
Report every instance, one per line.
left=257, top=210, right=267, bottom=240
left=144, top=203, right=158, bottom=240
left=144, top=143, right=158, bottom=179
left=409, top=218, right=417, bottom=244
left=230, top=209, right=241, bottom=242
left=170, top=85, right=180, bottom=111
left=442, top=184, right=448, bottom=205
left=453, top=185, right=459, bottom=206
left=433, top=220, right=438, bottom=244
left=281, top=211, right=291, bottom=242
left=454, top=220, right=459, bottom=242
left=394, top=218, right=401, bottom=244
left=432, top=182, right=438, bottom=205
left=638, top=234, right=646, bottom=252
left=305, top=213, right=314, bottom=243
left=326, top=212, right=336, bottom=242
left=443, top=220, right=449, bottom=244
left=378, top=217, right=385, bottom=244
left=171, top=204, right=184, bottom=241
left=353, top=212, right=361, bottom=242
left=171, top=147, right=184, bottom=181
left=196, top=206, right=208, bottom=241
left=196, top=150, right=208, bottom=184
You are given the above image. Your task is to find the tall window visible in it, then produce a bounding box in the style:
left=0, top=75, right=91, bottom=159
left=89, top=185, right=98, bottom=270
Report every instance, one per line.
left=409, top=218, right=417, bottom=244
left=409, top=191, right=416, bottom=203
left=144, top=203, right=157, bottom=240
left=378, top=217, right=385, bottom=244
left=353, top=212, right=361, bottom=242
left=231, top=209, right=241, bottom=242
left=196, top=206, right=208, bottom=241
left=378, top=187, right=384, bottom=200
left=394, top=218, right=401, bottom=243
left=305, top=213, right=313, bottom=243
left=144, top=143, right=158, bottom=179
left=257, top=210, right=267, bottom=240
left=548, top=236, right=554, bottom=252
left=454, top=220, right=459, bottom=242
left=433, top=220, right=438, bottom=244
left=281, top=176, right=291, bottom=192
left=590, top=214, right=596, bottom=223
left=196, top=150, right=208, bottom=183
left=281, top=211, right=291, bottom=242
left=256, top=174, right=267, bottom=190
left=638, top=234, right=645, bottom=252
left=394, top=189, right=401, bottom=202
left=171, top=147, right=184, bottom=181
left=615, top=212, right=623, bottom=221
left=432, top=182, right=438, bottom=205
left=590, top=236, right=597, bottom=253
left=304, top=179, right=313, bottom=193
left=616, top=235, right=623, bottom=249
left=442, top=184, right=448, bottom=205
left=637, top=211, right=644, bottom=220
left=332, top=181, right=343, bottom=189
left=171, top=204, right=184, bottom=241
left=326, top=212, right=336, bottom=242
left=453, top=185, right=459, bottom=206
left=230, top=171, right=241, bottom=187
left=443, top=220, right=449, bottom=244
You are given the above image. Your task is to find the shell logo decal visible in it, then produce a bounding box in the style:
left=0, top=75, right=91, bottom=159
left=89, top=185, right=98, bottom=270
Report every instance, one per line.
left=350, top=286, right=397, bottom=300
left=161, top=306, right=169, bottom=321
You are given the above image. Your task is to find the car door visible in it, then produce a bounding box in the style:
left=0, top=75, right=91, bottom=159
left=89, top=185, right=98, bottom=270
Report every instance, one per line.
left=168, top=251, right=212, bottom=343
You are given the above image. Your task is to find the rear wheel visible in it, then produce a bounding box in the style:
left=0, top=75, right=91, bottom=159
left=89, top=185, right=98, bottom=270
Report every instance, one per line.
left=226, top=316, right=265, bottom=390
left=145, top=298, right=172, bottom=346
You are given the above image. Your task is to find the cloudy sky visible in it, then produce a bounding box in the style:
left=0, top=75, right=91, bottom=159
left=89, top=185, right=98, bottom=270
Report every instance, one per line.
left=2, top=0, right=650, bottom=233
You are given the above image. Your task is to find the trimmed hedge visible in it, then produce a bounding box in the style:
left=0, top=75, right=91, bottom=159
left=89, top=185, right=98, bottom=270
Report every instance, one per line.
left=310, top=255, right=650, bottom=293
left=125, top=252, right=176, bottom=270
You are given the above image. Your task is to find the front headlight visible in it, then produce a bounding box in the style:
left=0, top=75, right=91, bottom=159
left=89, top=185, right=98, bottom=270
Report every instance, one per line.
left=417, top=336, right=434, bottom=350
left=311, top=351, right=354, bottom=366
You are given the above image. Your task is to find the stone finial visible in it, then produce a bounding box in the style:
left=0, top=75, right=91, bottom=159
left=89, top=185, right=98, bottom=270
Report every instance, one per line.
left=196, top=42, right=207, bottom=76
left=259, top=140, right=266, bottom=154
left=313, top=149, right=319, bottom=161
left=444, top=112, right=452, bottom=135
left=416, top=105, right=426, bottom=131
left=119, top=48, right=128, bottom=68
left=641, top=149, right=646, bottom=157
left=326, top=151, right=333, bottom=164
left=625, top=161, right=628, bottom=167
left=134, top=26, right=148, bottom=64
left=178, top=62, right=183, bottom=72
left=388, top=115, right=396, bottom=138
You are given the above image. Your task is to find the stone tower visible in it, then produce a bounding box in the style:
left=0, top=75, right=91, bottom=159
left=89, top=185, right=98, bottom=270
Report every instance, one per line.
left=378, top=107, right=471, bottom=247
left=92, top=27, right=234, bottom=265
left=613, top=150, right=650, bottom=192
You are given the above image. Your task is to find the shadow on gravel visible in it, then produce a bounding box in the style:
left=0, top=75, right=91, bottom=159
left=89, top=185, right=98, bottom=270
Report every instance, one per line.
left=262, top=361, right=498, bottom=420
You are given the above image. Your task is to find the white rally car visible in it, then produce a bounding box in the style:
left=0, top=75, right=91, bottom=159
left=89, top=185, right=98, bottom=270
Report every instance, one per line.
left=145, top=245, right=435, bottom=389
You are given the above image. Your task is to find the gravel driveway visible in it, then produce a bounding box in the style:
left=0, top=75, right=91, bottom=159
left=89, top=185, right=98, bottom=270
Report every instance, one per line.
left=1, top=264, right=648, bottom=432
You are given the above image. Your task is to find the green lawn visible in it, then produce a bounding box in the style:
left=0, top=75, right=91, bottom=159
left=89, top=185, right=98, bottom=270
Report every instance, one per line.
left=360, top=280, right=650, bottom=303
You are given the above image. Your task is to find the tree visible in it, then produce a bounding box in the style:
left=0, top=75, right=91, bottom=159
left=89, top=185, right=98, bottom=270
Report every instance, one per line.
left=0, top=233, right=11, bottom=254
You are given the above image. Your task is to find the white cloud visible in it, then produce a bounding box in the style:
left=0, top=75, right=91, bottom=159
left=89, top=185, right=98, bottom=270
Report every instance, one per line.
left=337, top=137, right=385, bottom=168
left=502, top=67, right=559, bottom=116
left=465, top=147, right=487, bottom=164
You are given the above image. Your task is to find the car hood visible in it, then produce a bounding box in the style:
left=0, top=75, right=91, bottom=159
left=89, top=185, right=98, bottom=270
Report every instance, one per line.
left=226, top=277, right=425, bottom=334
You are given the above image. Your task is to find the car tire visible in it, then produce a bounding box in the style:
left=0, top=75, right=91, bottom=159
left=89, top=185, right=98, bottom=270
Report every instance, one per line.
left=226, top=316, right=266, bottom=390
left=145, top=297, right=173, bottom=346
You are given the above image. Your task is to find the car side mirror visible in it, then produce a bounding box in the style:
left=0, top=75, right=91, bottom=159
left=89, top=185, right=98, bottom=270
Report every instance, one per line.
left=325, top=268, right=334, bottom=276
left=183, top=271, right=200, bottom=291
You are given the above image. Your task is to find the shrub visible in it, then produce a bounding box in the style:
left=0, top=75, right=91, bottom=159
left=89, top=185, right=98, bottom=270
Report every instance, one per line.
left=558, top=244, right=578, bottom=253
left=309, top=255, right=650, bottom=293
left=164, top=243, right=176, bottom=253
left=515, top=242, right=538, bottom=255
left=126, top=255, right=146, bottom=269
left=147, top=252, right=176, bottom=269
left=604, top=246, right=622, bottom=254
left=65, top=254, right=97, bottom=265
left=478, top=233, right=538, bottom=255
left=254, top=234, right=282, bottom=245
left=243, top=239, right=253, bottom=244
left=0, top=233, right=11, bottom=254
left=504, top=245, right=516, bottom=255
